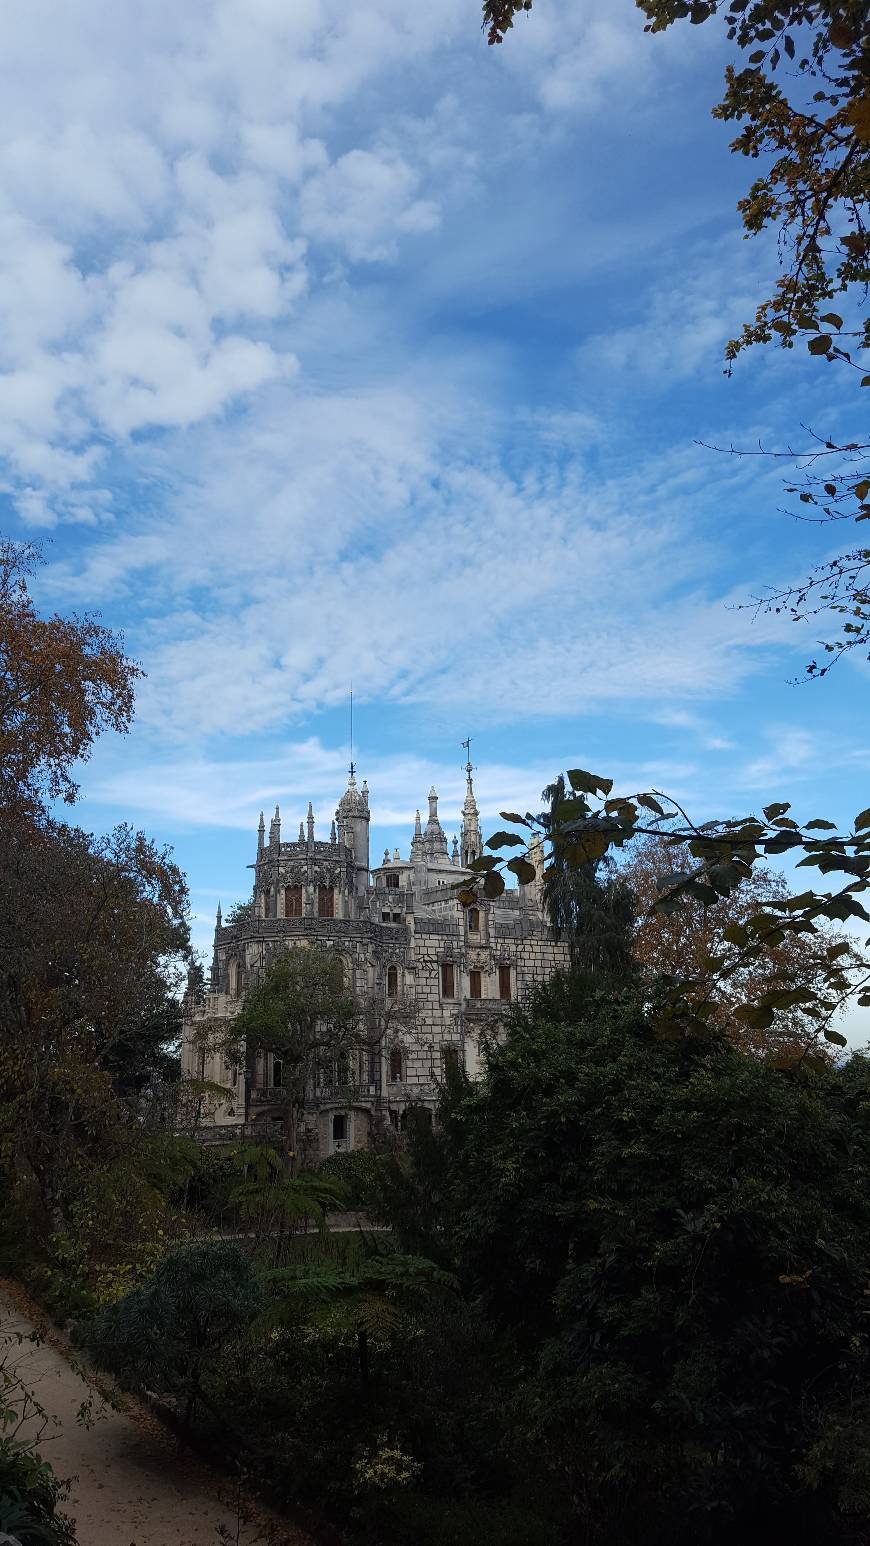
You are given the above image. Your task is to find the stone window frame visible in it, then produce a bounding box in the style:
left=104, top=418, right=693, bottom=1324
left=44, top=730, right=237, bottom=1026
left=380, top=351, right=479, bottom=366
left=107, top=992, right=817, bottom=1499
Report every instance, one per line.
left=440, top=959, right=456, bottom=1000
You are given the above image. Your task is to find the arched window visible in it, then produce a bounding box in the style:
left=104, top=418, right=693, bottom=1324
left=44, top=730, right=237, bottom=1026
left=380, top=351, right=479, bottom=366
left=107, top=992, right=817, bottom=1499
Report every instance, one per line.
left=386, top=964, right=398, bottom=999
left=273, top=1057, right=283, bottom=1087
left=318, top=885, right=335, bottom=917
left=228, top=959, right=240, bottom=997
left=284, top=885, right=302, bottom=917
left=389, top=1046, right=403, bottom=1083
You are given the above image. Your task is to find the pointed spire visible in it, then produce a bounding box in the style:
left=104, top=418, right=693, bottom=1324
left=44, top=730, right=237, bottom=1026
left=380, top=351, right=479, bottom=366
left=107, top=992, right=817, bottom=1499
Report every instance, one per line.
left=461, top=764, right=482, bottom=866
left=299, top=820, right=305, bottom=842
left=383, top=848, right=390, bottom=865
left=411, top=808, right=424, bottom=861
left=330, top=819, right=337, bottom=844
left=269, top=805, right=281, bottom=846
left=362, top=779, right=369, bottom=806
left=307, top=800, right=315, bottom=844
left=257, top=811, right=265, bottom=854
left=425, top=787, right=448, bottom=859
left=452, top=834, right=459, bottom=864
left=216, top=900, right=222, bottom=926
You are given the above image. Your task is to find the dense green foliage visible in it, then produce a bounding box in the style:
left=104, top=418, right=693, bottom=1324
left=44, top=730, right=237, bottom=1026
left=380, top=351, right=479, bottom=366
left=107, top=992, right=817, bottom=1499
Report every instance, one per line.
left=85, top=1240, right=263, bottom=1446
left=0, top=1440, right=78, bottom=1546
left=74, top=973, right=870, bottom=1544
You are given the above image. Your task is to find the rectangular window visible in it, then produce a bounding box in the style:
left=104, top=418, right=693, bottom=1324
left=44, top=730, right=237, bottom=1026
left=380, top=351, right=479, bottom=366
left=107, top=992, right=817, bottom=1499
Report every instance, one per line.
left=392, top=912, right=401, bottom=924
left=318, top=885, right=335, bottom=918
left=442, top=1046, right=460, bottom=1075
left=469, top=969, right=482, bottom=999
left=440, top=961, right=455, bottom=999
left=284, top=885, right=303, bottom=917
left=386, top=872, right=400, bottom=889
left=382, top=911, right=391, bottom=923
left=262, top=892, right=271, bottom=918
left=498, top=964, right=512, bottom=1001
left=468, top=907, right=480, bottom=932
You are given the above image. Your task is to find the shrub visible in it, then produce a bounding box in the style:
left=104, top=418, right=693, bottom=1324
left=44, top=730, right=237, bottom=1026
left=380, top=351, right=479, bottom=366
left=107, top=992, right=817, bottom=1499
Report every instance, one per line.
left=315, top=1148, right=382, bottom=1209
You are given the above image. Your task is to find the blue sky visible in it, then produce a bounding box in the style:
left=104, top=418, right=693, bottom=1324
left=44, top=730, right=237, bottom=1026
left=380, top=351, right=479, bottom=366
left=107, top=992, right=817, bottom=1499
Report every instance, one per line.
left=2, top=0, right=866, bottom=976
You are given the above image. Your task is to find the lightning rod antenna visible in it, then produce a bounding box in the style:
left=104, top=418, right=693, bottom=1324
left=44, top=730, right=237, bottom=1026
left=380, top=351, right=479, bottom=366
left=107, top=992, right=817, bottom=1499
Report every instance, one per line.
left=349, top=684, right=354, bottom=777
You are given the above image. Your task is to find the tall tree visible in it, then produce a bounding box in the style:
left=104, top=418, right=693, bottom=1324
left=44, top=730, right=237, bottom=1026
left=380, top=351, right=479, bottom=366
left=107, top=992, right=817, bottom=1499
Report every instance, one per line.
left=620, top=833, right=860, bottom=1054
left=0, top=818, right=189, bottom=1245
left=542, top=773, right=635, bottom=980
left=437, top=978, right=870, bottom=1544
left=220, top=947, right=362, bottom=1176
left=0, top=541, right=139, bottom=817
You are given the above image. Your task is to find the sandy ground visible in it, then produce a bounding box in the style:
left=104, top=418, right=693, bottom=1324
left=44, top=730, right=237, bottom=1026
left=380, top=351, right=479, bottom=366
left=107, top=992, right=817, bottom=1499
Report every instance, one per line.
left=0, top=1290, right=312, bottom=1546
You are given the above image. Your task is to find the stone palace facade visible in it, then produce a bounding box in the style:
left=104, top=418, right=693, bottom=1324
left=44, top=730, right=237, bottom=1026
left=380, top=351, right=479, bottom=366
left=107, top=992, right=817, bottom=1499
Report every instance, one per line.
left=180, top=761, right=569, bottom=1162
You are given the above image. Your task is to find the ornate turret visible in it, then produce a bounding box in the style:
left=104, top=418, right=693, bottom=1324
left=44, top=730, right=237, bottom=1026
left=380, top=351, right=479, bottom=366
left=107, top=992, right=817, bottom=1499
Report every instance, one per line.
left=257, top=811, right=265, bottom=855
left=337, top=768, right=370, bottom=894
left=307, top=801, right=315, bottom=846
left=460, top=762, right=482, bottom=867
left=424, top=787, right=448, bottom=860
left=299, top=821, right=305, bottom=842
left=411, top=809, right=423, bottom=860
left=269, top=805, right=281, bottom=846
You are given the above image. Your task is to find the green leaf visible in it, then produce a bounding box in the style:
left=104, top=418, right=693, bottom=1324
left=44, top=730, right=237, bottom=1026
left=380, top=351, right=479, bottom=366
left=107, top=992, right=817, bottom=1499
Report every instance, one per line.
left=498, top=812, right=531, bottom=826
left=637, top=793, right=665, bottom=816
left=482, top=870, right=505, bottom=900
left=805, top=819, right=837, bottom=830
left=861, top=375, right=870, bottom=387
left=823, top=1029, right=847, bottom=1047
left=734, top=1005, right=775, bottom=1030
left=507, top=856, right=537, bottom=885
left=567, top=768, right=613, bottom=796
left=855, top=808, right=870, bottom=831
left=469, top=855, right=498, bottom=872
left=807, top=334, right=833, bottom=354
left=757, top=987, right=816, bottom=1010
left=856, top=481, right=870, bottom=503
left=723, top=923, right=749, bottom=946
left=819, top=312, right=843, bottom=329
left=763, top=801, right=791, bottom=820
left=564, top=832, right=612, bottom=866
left=486, top=831, right=525, bottom=850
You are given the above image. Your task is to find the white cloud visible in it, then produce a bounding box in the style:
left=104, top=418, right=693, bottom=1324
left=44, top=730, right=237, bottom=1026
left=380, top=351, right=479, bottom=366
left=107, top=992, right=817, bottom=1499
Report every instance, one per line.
left=300, top=148, right=440, bottom=262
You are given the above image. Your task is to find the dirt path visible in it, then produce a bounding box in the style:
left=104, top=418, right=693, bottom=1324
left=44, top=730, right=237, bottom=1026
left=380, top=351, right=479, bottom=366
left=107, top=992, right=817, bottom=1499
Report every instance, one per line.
left=0, top=1290, right=312, bottom=1546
